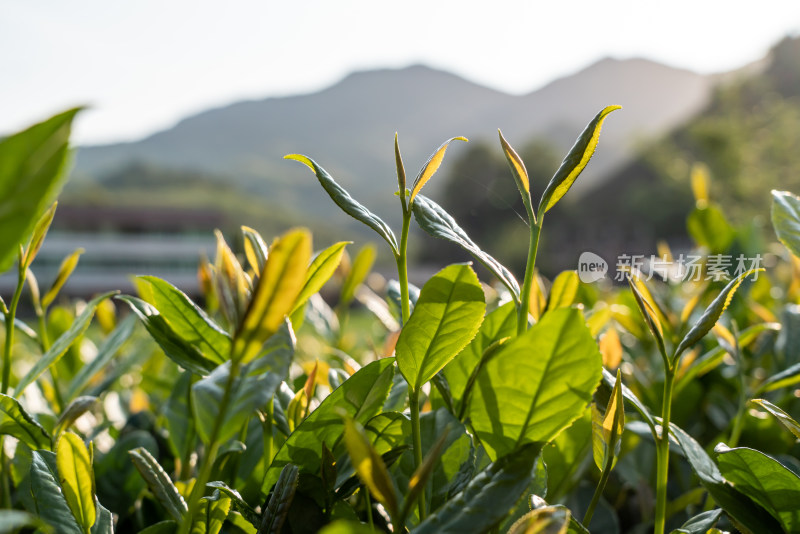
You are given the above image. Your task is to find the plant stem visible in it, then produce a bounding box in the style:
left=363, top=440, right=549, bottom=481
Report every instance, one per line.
left=654, top=367, right=675, bottom=534
left=409, top=387, right=426, bottom=520
left=583, top=454, right=613, bottom=527
left=178, top=360, right=240, bottom=534
left=395, top=205, right=412, bottom=326
left=365, top=489, right=375, bottom=531
left=2, top=268, right=26, bottom=395
left=517, top=217, right=542, bottom=336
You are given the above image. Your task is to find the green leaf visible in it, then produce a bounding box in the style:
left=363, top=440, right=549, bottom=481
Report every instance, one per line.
left=285, top=154, right=398, bottom=253
left=193, top=322, right=293, bottom=444
left=319, top=520, right=375, bottom=534
left=412, top=194, right=520, bottom=302
left=55, top=396, right=98, bottom=438
left=192, top=492, right=231, bottom=534
left=541, top=409, right=592, bottom=503
left=715, top=444, right=800, bottom=531
left=138, top=275, right=230, bottom=364
left=0, top=510, right=52, bottom=534
left=396, top=264, right=485, bottom=391
left=468, top=308, right=602, bottom=460
left=29, top=450, right=83, bottom=534
left=687, top=204, right=734, bottom=253
left=342, top=417, right=398, bottom=518
left=669, top=423, right=783, bottom=533
left=259, top=464, right=299, bottom=534
left=507, top=506, right=570, bottom=534
left=538, top=106, right=620, bottom=215
left=66, top=314, right=137, bottom=400
left=0, top=108, right=80, bottom=271
left=443, top=301, right=516, bottom=414
left=627, top=275, right=667, bottom=365
left=41, top=248, right=84, bottom=309
left=15, top=292, right=116, bottom=395
left=671, top=509, right=722, bottom=534
left=262, top=358, right=395, bottom=493
left=547, top=271, right=580, bottom=311
left=91, top=501, right=113, bottom=534
left=335, top=412, right=410, bottom=489
left=242, top=225, right=269, bottom=276
left=206, top=481, right=260, bottom=527
left=599, top=369, right=657, bottom=441
left=498, top=130, right=533, bottom=217
left=771, top=190, right=800, bottom=258
left=138, top=521, right=177, bottom=534
left=292, top=241, right=349, bottom=313
left=673, top=268, right=762, bottom=363
left=408, top=137, right=468, bottom=206
left=395, top=133, right=407, bottom=196
left=339, top=244, right=375, bottom=307
left=117, top=295, right=216, bottom=375
left=750, top=398, right=800, bottom=439
left=0, top=393, right=51, bottom=450
left=233, top=229, right=310, bottom=364
left=22, top=202, right=57, bottom=271
left=129, top=447, right=188, bottom=521
left=56, top=432, right=96, bottom=533
left=412, top=443, right=541, bottom=534
left=591, top=369, right=624, bottom=472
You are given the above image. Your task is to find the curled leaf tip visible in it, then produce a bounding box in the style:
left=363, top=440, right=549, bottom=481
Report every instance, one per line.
left=284, top=154, right=313, bottom=169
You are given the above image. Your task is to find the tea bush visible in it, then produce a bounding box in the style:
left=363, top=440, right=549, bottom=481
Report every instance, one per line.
left=1, top=107, right=800, bottom=534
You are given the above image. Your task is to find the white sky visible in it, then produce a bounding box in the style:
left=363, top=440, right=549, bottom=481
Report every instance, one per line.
left=3, top=0, right=800, bottom=145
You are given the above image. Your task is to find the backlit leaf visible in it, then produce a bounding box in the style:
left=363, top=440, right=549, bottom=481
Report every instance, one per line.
left=498, top=130, right=531, bottom=203
left=285, top=154, right=398, bottom=253
left=412, top=194, right=520, bottom=302
left=591, top=369, right=624, bottom=471
left=29, top=450, right=83, bottom=534
left=242, top=226, right=268, bottom=276
left=233, top=228, right=310, bottom=364
left=192, top=492, right=231, bottom=534
left=56, top=432, right=96, bottom=532
left=55, top=396, right=98, bottom=438
left=292, top=241, right=349, bottom=313
left=468, top=308, right=602, bottom=460
left=538, top=106, right=620, bottom=215
left=41, top=248, right=84, bottom=309
left=129, top=447, right=187, bottom=521
left=339, top=243, right=375, bottom=307
left=396, top=263, right=485, bottom=391
left=772, top=190, right=800, bottom=259
left=507, top=506, right=570, bottom=534
left=22, top=202, right=57, bottom=270
left=0, top=393, right=51, bottom=450
left=409, top=137, right=467, bottom=206
left=342, top=417, right=398, bottom=518
left=599, top=327, right=622, bottom=369
left=749, top=399, right=800, bottom=440
left=547, top=271, right=580, bottom=311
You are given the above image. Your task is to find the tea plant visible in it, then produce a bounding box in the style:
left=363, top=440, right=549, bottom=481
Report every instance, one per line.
left=2, top=105, right=800, bottom=534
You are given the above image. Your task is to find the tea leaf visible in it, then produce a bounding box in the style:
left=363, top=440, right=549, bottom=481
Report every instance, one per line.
left=772, top=190, right=800, bottom=258
left=242, top=226, right=269, bottom=276
left=292, top=241, right=349, bottom=313
left=506, top=506, right=570, bottom=534
left=139, top=275, right=230, bottom=364
left=342, top=417, right=398, bottom=518
left=498, top=130, right=531, bottom=205
left=29, top=450, right=83, bottom=534
left=395, top=133, right=407, bottom=194
left=400, top=427, right=449, bottom=524
left=15, top=291, right=116, bottom=395
left=129, top=447, right=188, bottom=521
left=340, top=243, right=375, bottom=308
left=233, top=228, right=310, bottom=364
left=118, top=296, right=216, bottom=375
left=547, top=271, right=580, bottom=311
left=599, top=369, right=656, bottom=440
left=413, top=443, right=541, bottom=534
left=687, top=204, right=734, bottom=253
left=206, top=482, right=260, bottom=526
left=22, top=202, right=57, bottom=270
left=55, top=396, right=98, bottom=438
left=715, top=444, right=800, bottom=532
left=669, top=423, right=783, bottom=533
left=259, top=464, right=299, bottom=534
left=0, top=108, right=80, bottom=271
left=56, top=433, right=96, bottom=532
left=0, top=393, right=51, bottom=450
left=673, top=268, right=762, bottom=363
left=468, top=308, right=602, bottom=460
left=192, top=492, right=231, bottom=534
left=749, top=399, right=800, bottom=440
left=396, top=263, right=485, bottom=391
left=412, top=194, right=520, bottom=302
left=538, top=106, right=620, bottom=215
left=408, top=137, right=467, bottom=206
left=599, top=327, right=622, bottom=369
left=286, top=154, right=398, bottom=253
left=591, top=369, right=624, bottom=471
left=42, top=248, right=84, bottom=310
left=673, top=509, right=722, bottom=534
left=263, top=358, right=395, bottom=492
left=627, top=276, right=667, bottom=365
left=193, top=322, right=293, bottom=444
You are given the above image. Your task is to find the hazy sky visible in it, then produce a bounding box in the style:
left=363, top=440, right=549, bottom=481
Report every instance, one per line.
left=3, top=1, right=800, bottom=145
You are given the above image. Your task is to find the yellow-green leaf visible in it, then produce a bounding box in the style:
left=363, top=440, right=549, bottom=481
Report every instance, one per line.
left=591, top=369, right=625, bottom=471
left=292, top=241, right=349, bottom=313
left=340, top=243, right=375, bottom=308
left=22, top=202, right=57, bottom=270
left=41, top=248, right=84, bottom=309
left=408, top=137, right=468, bottom=206
left=395, top=133, right=406, bottom=195
left=627, top=276, right=667, bottom=365
left=547, top=271, right=580, bottom=311
left=538, top=106, right=621, bottom=215
left=241, top=225, right=268, bottom=277
left=342, top=417, right=398, bottom=519
left=498, top=130, right=535, bottom=223
left=691, top=163, right=710, bottom=207
left=56, top=432, right=96, bottom=533
left=232, top=229, right=311, bottom=364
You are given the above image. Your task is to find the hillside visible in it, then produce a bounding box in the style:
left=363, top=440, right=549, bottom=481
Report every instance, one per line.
left=70, top=58, right=716, bottom=231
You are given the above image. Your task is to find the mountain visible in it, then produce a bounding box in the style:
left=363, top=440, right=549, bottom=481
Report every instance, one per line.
left=72, top=58, right=718, bottom=228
